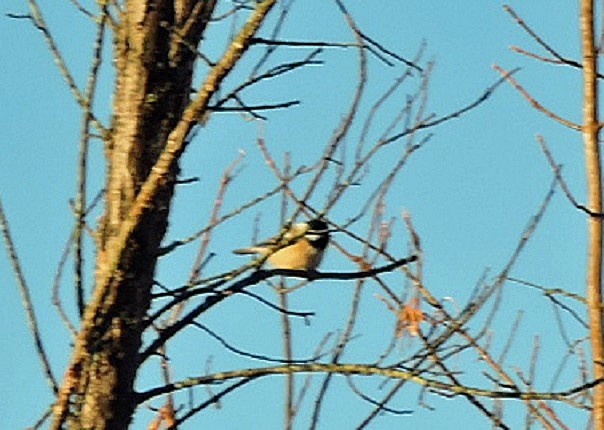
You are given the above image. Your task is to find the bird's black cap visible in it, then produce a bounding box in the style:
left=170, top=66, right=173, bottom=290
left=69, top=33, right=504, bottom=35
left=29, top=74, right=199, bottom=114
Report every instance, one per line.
left=307, top=219, right=329, bottom=233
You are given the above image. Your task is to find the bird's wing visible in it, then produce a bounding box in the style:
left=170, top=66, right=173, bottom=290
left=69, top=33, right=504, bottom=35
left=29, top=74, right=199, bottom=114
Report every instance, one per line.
left=233, top=223, right=306, bottom=255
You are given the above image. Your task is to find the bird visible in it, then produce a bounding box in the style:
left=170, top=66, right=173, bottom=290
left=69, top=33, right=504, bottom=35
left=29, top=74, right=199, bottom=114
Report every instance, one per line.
left=233, top=219, right=330, bottom=271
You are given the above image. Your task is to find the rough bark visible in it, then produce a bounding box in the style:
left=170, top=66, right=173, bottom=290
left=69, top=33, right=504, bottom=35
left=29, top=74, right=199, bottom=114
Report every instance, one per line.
left=73, top=2, right=209, bottom=427
left=49, top=0, right=282, bottom=428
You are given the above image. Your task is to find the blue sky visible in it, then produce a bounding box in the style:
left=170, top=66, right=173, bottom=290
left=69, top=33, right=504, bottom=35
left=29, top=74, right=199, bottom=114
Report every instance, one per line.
left=1, top=1, right=591, bottom=428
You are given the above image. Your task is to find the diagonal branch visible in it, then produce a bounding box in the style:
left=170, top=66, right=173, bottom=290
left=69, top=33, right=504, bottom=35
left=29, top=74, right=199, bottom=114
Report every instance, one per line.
left=294, top=0, right=367, bottom=219
left=493, top=64, right=581, bottom=130
left=0, top=197, right=58, bottom=394
left=503, top=4, right=604, bottom=79
left=382, top=67, right=516, bottom=146
left=536, top=135, right=604, bottom=217
left=9, top=1, right=108, bottom=136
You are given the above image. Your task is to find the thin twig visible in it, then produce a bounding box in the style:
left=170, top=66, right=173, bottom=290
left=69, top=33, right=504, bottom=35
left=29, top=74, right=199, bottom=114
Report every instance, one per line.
left=493, top=64, right=581, bottom=130
left=140, top=255, right=418, bottom=363
left=10, top=1, right=108, bottom=136
left=294, top=0, right=368, bottom=222
left=73, top=1, right=108, bottom=318
left=503, top=4, right=604, bottom=77
left=191, top=321, right=326, bottom=364
left=0, top=198, right=58, bottom=393
left=536, top=135, right=604, bottom=217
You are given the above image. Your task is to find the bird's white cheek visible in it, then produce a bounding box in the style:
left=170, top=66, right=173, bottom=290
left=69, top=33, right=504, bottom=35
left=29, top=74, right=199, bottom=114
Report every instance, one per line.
left=305, top=233, right=321, bottom=242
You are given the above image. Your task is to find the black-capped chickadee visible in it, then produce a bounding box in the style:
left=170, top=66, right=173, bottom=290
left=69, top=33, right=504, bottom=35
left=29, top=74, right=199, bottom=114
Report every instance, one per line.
left=233, top=219, right=330, bottom=270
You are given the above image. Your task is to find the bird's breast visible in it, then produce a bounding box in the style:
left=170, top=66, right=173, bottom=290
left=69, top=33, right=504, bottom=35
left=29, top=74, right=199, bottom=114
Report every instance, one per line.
left=266, top=240, right=324, bottom=270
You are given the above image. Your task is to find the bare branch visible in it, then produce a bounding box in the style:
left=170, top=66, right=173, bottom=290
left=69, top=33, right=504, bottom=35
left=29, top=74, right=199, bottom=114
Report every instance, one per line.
left=73, top=3, right=109, bottom=318
left=0, top=198, right=57, bottom=394
left=9, top=1, right=108, bottom=136
left=191, top=321, right=327, bottom=364
left=382, top=67, right=516, bottom=146
left=493, top=64, right=581, bottom=130
left=294, top=0, right=368, bottom=220
left=536, top=135, right=604, bottom=217
left=140, top=255, right=418, bottom=363
left=503, top=4, right=603, bottom=77
left=137, top=362, right=604, bottom=404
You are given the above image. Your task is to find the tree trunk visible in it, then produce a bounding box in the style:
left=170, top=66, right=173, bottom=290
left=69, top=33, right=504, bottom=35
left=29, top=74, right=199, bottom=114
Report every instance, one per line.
left=580, top=1, right=604, bottom=427
left=51, top=0, right=277, bottom=426
left=52, top=1, right=216, bottom=428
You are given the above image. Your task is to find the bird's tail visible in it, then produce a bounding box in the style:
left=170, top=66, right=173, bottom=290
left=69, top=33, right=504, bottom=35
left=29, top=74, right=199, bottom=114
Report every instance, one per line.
left=232, top=247, right=262, bottom=255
